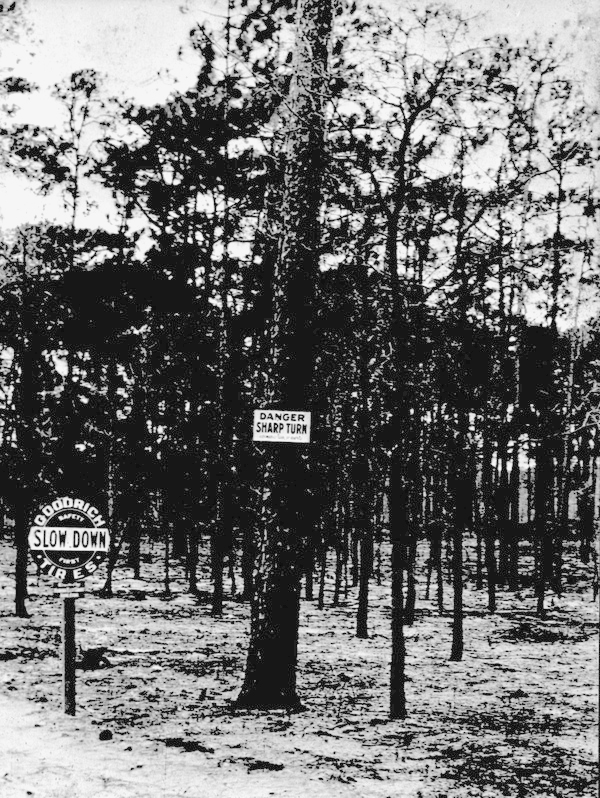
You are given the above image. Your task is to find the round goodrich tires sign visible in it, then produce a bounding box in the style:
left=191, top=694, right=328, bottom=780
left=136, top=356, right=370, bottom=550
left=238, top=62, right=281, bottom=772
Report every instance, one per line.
left=28, top=497, right=110, bottom=583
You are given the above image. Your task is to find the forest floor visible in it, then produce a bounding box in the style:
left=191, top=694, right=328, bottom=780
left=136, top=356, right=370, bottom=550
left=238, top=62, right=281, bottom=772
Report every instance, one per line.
left=0, top=536, right=598, bottom=798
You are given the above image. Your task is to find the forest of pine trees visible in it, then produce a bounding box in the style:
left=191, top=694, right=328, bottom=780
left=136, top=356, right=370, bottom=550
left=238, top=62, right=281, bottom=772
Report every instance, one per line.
left=1, top=0, right=599, bottom=723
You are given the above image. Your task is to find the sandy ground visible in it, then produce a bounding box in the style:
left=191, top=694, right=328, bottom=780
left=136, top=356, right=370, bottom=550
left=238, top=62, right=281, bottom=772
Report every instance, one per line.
left=1, top=538, right=598, bottom=798
left=1, top=692, right=367, bottom=798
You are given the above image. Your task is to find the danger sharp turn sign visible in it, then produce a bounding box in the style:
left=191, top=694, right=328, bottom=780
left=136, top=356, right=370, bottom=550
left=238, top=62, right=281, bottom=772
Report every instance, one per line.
left=253, top=409, right=311, bottom=443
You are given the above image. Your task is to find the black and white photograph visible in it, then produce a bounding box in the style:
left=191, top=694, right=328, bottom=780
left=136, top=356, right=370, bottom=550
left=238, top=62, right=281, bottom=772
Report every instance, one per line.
left=0, top=0, right=599, bottom=796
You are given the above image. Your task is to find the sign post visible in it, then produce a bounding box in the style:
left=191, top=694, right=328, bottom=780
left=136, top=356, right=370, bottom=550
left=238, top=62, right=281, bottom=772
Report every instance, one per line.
left=63, top=595, right=76, bottom=716
left=29, top=497, right=110, bottom=716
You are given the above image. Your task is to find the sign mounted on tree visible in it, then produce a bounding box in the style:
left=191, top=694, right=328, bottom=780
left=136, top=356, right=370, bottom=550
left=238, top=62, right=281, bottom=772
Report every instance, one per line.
left=253, top=410, right=311, bottom=443
left=28, top=497, right=110, bottom=583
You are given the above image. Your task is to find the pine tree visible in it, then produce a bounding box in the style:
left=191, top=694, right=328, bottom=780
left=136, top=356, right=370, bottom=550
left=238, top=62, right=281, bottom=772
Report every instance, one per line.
left=236, top=0, right=332, bottom=710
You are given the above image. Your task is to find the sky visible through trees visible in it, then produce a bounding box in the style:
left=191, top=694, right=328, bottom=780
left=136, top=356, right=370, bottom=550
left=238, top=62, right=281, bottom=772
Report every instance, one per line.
left=0, top=0, right=598, bottom=228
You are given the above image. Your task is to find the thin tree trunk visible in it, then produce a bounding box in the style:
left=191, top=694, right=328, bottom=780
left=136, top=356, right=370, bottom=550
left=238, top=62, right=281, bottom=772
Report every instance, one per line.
left=578, top=435, right=593, bottom=564
left=508, top=436, right=521, bottom=590
left=14, top=502, right=30, bottom=618
left=333, top=541, right=343, bottom=606
left=356, top=533, right=373, bottom=637
left=496, top=431, right=510, bottom=586
left=351, top=528, right=359, bottom=587
left=305, top=549, right=314, bottom=601
left=187, top=528, right=199, bottom=594
left=482, top=419, right=497, bottom=613
left=450, top=415, right=469, bottom=662
left=164, top=521, right=171, bottom=597
left=128, top=531, right=141, bottom=579
left=474, top=500, right=483, bottom=590
left=527, top=443, right=534, bottom=524
left=332, top=495, right=344, bottom=606
left=434, top=524, right=444, bottom=615
left=211, top=524, right=224, bottom=613
left=241, top=522, right=254, bottom=600
left=535, top=439, right=554, bottom=619
left=212, top=3, right=235, bottom=616
left=355, top=238, right=374, bottom=638
left=389, top=453, right=407, bottom=719
left=14, top=237, right=35, bottom=618
left=229, top=545, right=237, bottom=597
left=99, top=354, right=119, bottom=598
left=404, top=421, right=421, bottom=625
left=317, top=544, right=327, bottom=610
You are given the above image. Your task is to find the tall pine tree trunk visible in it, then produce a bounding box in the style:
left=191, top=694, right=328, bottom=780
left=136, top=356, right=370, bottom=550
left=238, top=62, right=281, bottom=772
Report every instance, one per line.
left=450, top=411, right=469, bottom=662
left=535, top=437, right=554, bottom=619
left=508, top=434, right=521, bottom=590
left=482, top=407, right=497, bottom=613
left=236, top=0, right=332, bottom=709
left=212, top=82, right=235, bottom=616
left=15, top=237, right=37, bottom=618
left=389, top=452, right=408, bottom=719
left=356, top=245, right=374, bottom=638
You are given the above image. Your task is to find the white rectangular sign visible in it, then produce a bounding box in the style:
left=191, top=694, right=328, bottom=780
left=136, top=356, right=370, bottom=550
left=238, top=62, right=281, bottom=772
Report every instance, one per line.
left=253, top=409, right=311, bottom=443
left=28, top=527, right=110, bottom=551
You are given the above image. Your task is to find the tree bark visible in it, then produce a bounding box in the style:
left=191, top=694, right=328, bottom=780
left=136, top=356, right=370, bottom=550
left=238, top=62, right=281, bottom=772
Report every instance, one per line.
left=450, top=414, right=469, bottom=662
left=389, top=452, right=408, bottom=719
left=535, top=438, right=554, bottom=619
left=15, top=237, right=37, bottom=618
left=236, top=0, right=332, bottom=710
